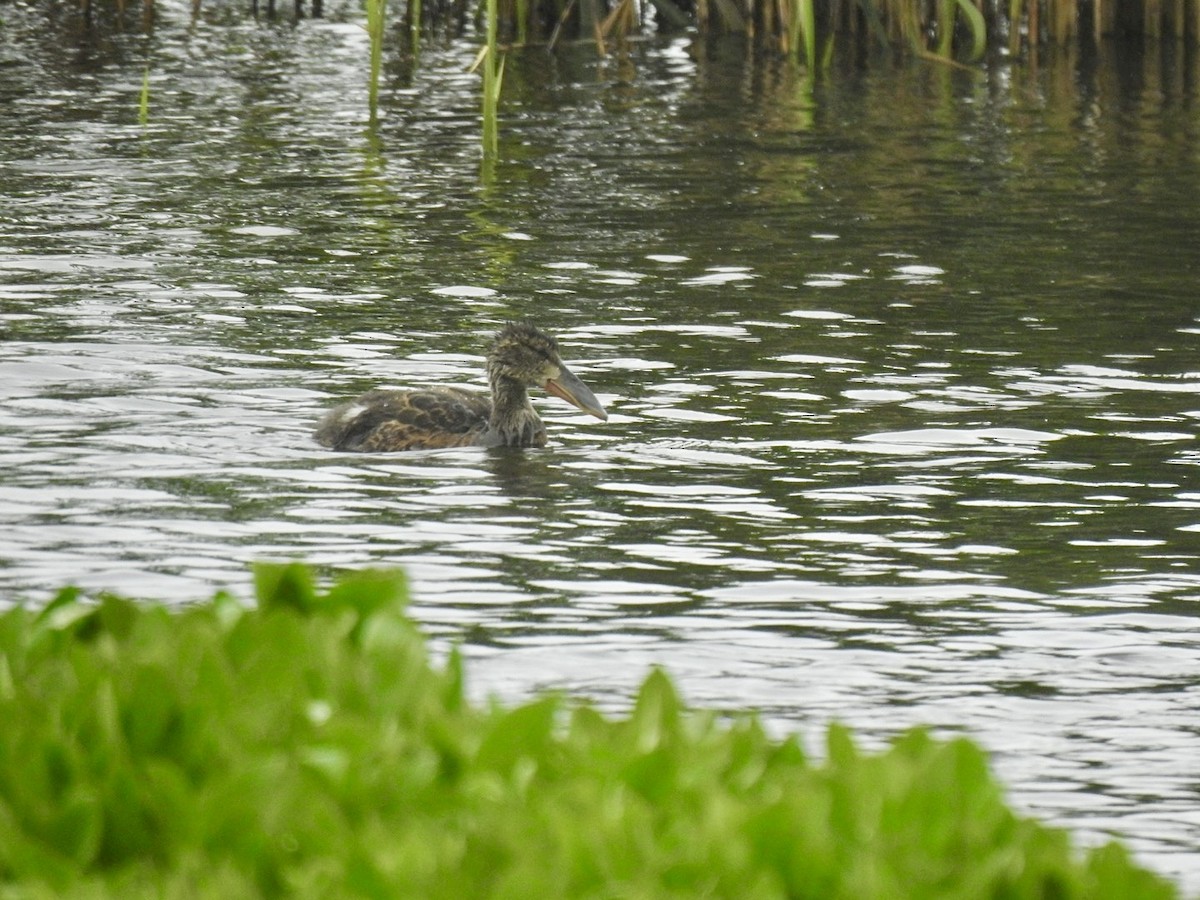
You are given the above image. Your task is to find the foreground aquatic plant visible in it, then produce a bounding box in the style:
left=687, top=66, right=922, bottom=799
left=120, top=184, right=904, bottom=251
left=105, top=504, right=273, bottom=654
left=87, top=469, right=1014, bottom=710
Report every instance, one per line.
left=0, top=565, right=1180, bottom=897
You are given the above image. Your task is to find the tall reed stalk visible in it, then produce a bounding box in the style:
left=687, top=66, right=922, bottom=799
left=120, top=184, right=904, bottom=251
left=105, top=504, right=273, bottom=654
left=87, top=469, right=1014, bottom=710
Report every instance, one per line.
left=480, top=0, right=504, bottom=157
left=138, top=68, right=150, bottom=125
left=793, top=0, right=815, bottom=67
left=365, top=0, right=387, bottom=125
left=409, top=0, right=422, bottom=55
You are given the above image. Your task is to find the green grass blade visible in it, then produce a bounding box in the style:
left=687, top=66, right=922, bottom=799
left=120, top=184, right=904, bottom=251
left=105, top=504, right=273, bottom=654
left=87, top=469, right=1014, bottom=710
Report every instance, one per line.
left=138, top=68, right=150, bottom=125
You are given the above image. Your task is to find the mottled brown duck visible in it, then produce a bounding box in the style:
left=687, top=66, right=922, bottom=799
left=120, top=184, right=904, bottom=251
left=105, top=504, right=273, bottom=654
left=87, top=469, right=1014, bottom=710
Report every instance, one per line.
left=315, top=323, right=608, bottom=451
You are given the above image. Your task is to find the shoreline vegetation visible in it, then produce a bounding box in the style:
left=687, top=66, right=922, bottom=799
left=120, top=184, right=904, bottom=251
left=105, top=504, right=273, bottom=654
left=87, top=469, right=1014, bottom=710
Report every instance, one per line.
left=47, top=0, right=1200, bottom=62
left=33, top=0, right=1200, bottom=149
left=0, top=564, right=1182, bottom=897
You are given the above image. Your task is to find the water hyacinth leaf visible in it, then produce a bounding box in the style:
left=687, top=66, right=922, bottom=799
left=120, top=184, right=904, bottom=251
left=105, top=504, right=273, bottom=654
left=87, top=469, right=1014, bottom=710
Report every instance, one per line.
left=0, top=654, right=13, bottom=702
left=34, top=586, right=90, bottom=634
left=123, top=664, right=178, bottom=756
left=101, top=767, right=162, bottom=862
left=825, top=721, right=858, bottom=768
left=721, top=718, right=775, bottom=791
left=325, top=567, right=409, bottom=620
left=567, top=703, right=609, bottom=746
left=476, top=695, right=559, bottom=775
left=629, top=668, right=681, bottom=752
left=621, top=743, right=679, bottom=805
left=1085, top=843, right=1178, bottom=899
left=345, top=852, right=396, bottom=898
left=0, top=804, right=77, bottom=888
left=771, top=733, right=806, bottom=770
left=253, top=562, right=318, bottom=613
left=442, top=644, right=466, bottom=712
left=95, top=593, right=139, bottom=641
left=0, top=566, right=1184, bottom=896
left=210, top=590, right=246, bottom=632
left=140, top=761, right=197, bottom=844
left=46, top=787, right=101, bottom=868
left=300, top=744, right=353, bottom=789
left=35, top=585, right=80, bottom=621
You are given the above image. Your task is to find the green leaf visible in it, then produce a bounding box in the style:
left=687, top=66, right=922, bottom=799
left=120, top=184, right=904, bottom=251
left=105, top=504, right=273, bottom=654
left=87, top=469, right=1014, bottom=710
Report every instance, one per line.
left=826, top=722, right=857, bottom=768
left=123, top=665, right=179, bottom=756
left=476, top=695, right=559, bottom=775
left=34, top=585, right=82, bottom=625
left=97, top=594, right=140, bottom=641
left=629, top=668, right=681, bottom=753
left=0, top=798, right=76, bottom=888
left=35, top=586, right=95, bottom=637
left=47, top=789, right=102, bottom=866
left=253, top=562, right=318, bottom=614
left=0, top=566, right=1183, bottom=897
left=326, top=568, right=409, bottom=628
left=443, top=645, right=466, bottom=713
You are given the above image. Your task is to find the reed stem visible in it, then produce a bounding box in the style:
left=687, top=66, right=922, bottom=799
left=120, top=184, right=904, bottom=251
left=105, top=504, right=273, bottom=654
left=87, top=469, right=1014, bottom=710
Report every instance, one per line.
left=481, top=0, right=503, bottom=157
left=365, top=0, right=387, bottom=125
left=138, top=68, right=150, bottom=125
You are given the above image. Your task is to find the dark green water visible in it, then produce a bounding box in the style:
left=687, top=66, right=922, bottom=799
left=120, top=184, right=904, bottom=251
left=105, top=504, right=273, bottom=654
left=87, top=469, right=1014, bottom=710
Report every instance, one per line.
left=2, top=6, right=1200, bottom=886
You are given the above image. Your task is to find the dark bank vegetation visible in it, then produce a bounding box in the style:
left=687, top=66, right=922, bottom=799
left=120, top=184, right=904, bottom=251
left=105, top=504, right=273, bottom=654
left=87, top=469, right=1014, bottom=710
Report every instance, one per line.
left=0, top=564, right=1181, bottom=898
left=42, top=0, right=1200, bottom=65
left=473, top=0, right=1200, bottom=66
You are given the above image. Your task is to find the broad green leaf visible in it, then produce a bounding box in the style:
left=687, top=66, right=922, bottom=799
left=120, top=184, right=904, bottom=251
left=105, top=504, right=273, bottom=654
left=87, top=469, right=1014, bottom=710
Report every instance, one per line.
left=629, top=668, right=681, bottom=752
left=476, top=695, right=559, bottom=774
left=253, top=562, right=318, bottom=613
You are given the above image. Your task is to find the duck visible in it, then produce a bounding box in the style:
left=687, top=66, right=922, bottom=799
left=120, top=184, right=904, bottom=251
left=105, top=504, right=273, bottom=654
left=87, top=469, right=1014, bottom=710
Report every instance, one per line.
left=315, top=322, right=608, bottom=452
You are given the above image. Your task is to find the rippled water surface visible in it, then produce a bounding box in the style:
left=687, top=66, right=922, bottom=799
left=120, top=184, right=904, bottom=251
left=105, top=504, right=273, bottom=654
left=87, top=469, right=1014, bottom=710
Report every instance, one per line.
left=3, top=8, right=1200, bottom=887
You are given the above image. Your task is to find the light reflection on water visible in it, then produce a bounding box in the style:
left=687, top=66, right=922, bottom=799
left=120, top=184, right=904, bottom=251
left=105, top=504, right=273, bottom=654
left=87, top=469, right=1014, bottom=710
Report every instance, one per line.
left=3, top=13, right=1200, bottom=889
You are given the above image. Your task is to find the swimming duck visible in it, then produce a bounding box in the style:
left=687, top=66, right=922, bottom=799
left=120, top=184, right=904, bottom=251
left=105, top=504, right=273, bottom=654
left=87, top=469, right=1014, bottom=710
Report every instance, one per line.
left=315, top=322, right=608, bottom=451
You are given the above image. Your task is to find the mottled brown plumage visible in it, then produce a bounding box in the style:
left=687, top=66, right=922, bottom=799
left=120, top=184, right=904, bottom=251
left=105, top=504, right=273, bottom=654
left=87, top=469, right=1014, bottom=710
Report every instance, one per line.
left=316, top=323, right=608, bottom=452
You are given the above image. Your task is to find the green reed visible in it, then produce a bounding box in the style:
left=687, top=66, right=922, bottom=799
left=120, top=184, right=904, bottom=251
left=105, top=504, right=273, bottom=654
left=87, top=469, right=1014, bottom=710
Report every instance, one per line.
left=796, top=0, right=815, bottom=67
left=409, top=0, right=422, bottom=55
left=449, top=0, right=1200, bottom=71
left=365, top=0, right=387, bottom=125
left=479, top=0, right=504, bottom=157
left=138, top=68, right=150, bottom=125
left=61, top=0, right=1200, bottom=71
left=515, top=0, right=529, bottom=45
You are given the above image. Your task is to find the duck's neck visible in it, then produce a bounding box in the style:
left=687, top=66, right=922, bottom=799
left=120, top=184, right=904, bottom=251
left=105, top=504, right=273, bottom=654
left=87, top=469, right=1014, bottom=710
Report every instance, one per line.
left=487, top=374, right=546, bottom=447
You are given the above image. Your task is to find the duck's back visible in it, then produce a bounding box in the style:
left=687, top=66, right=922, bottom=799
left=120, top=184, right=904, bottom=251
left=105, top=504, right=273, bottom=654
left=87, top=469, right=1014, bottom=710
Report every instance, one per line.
left=316, top=388, right=493, bottom=451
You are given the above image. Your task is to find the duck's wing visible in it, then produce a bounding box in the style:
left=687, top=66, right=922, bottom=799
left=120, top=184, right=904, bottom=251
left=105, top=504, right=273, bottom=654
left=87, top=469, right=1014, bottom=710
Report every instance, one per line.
left=316, top=387, right=492, bottom=451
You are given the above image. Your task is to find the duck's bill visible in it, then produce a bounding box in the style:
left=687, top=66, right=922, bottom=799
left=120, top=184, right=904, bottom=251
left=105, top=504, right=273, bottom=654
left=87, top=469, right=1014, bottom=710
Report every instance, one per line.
left=545, top=367, right=608, bottom=421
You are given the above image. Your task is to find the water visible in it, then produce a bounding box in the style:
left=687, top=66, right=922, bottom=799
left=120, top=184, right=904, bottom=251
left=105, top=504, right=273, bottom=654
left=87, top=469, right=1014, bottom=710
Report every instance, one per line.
left=3, top=8, right=1200, bottom=887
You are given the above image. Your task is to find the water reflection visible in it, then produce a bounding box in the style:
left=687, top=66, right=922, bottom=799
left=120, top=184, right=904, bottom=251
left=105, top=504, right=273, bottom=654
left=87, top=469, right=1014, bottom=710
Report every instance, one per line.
left=3, top=16, right=1200, bottom=890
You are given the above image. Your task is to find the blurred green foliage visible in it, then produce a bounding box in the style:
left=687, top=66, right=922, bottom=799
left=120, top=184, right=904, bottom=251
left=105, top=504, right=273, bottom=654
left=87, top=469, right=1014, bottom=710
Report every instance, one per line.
left=0, top=564, right=1180, bottom=898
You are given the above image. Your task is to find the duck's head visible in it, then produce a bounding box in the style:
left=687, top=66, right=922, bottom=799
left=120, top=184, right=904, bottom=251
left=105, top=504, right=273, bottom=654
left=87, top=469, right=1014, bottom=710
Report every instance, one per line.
left=488, top=322, right=608, bottom=421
